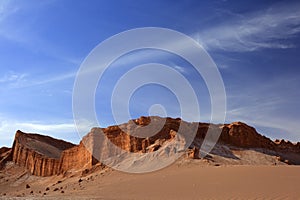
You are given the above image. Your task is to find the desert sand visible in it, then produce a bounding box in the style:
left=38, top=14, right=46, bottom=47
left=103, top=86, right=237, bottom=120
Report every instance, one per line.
left=1, top=117, right=300, bottom=199
left=1, top=160, right=300, bottom=200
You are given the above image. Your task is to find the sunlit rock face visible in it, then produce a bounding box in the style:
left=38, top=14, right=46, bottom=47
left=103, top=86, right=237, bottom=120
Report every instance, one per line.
left=3, top=116, right=300, bottom=176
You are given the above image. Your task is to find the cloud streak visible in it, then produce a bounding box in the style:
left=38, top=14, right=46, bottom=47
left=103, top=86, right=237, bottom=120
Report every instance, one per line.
left=0, top=71, right=28, bottom=83
left=0, top=0, right=18, bottom=22
left=227, top=107, right=300, bottom=142
left=0, top=70, right=77, bottom=90
left=0, top=117, right=82, bottom=147
left=196, top=2, right=300, bottom=52
left=0, top=1, right=82, bottom=66
left=226, top=76, right=300, bottom=141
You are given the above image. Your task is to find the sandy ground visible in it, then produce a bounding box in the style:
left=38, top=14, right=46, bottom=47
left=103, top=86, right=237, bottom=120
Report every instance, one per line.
left=1, top=161, right=300, bottom=200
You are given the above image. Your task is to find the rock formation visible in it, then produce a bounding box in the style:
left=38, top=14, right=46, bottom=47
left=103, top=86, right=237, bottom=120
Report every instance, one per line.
left=10, top=130, right=75, bottom=176
left=59, top=138, right=98, bottom=174
left=0, top=147, right=11, bottom=169
left=1, top=116, right=300, bottom=176
left=219, top=122, right=276, bottom=149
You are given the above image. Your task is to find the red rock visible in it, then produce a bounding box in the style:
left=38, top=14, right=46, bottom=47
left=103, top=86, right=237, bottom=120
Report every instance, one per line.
left=188, top=147, right=200, bottom=159
left=0, top=147, right=12, bottom=169
left=59, top=139, right=97, bottom=174
left=0, top=147, right=10, bottom=155
left=11, top=130, right=75, bottom=176
left=1, top=116, right=300, bottom=177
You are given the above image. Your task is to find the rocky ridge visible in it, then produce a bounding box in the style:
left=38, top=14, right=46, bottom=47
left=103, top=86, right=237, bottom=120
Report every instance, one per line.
left=1, top=116, right=300, bottom=177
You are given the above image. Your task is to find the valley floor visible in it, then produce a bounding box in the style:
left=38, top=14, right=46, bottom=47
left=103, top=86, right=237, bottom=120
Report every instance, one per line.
left=1, top=161, right=300, bottom=200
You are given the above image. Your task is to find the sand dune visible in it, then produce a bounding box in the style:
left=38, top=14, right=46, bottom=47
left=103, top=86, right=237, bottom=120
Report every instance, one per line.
left=1, top=161, right=300, bottom=199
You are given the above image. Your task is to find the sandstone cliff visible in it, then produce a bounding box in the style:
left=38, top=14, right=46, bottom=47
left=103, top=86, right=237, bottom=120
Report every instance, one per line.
left=59, top=139, right=98, bottom=174
left=219, top=122, right=276, bottom=149
left=2, top=116, right=300, bottom=176
left=0, top=147, right=11, bottom=169
left=11, top=130, right=75, bottom=176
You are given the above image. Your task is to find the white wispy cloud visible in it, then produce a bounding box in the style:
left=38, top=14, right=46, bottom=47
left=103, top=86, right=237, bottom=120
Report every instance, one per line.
left=227, top=107, right=300, bottom=142
left=196, top=2, right=300, bottom=52
left=0, top=0, right=82, bottom=66
left=29, top=71, right=77, bottom=86
left=171, top=64, right=189, bottom=74
left=0, top=70, right=77, bottom=89
left=0, top=71, right=28, bottom=83
left=0, top=0, right=18, bottom=22
left=0, top=117, right=83, bottom=147
left=226, top=76, right=300, bottom=141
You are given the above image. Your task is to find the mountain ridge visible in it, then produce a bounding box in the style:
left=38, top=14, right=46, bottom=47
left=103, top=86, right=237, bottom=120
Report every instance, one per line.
left=1, top=116, right=300, bottom=177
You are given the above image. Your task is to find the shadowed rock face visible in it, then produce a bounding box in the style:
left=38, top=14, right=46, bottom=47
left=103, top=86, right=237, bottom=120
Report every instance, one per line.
left=221, top=122, right=300, bottom=154
left=0, top=147, right=11, bottom=169
left=220, top=122, right=276, bottom=149
left=0, top=147, right=11, bottom=155
left=2, top=117, right=300, bottom=176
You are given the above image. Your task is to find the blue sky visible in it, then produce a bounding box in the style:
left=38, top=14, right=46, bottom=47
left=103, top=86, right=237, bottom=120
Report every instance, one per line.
left=0, top=0, right=300, bottom=147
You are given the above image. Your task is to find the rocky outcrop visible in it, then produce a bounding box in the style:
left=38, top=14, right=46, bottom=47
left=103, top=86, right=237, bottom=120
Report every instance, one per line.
left=5, top=117, right=186, bottom=176
left=101, top=117, right=182, bottom=153
left=11, top=130, right=75, bottom=176
left=274, top=139, right=300, bottom=153
left=0, top=147, right=11, bottom=169
left=2, top=116, right=300, bottom=176
left=187, top=147, right=200, bottom=159
left=219, top=122, right=276, bottom=149
left=219, top=122, right=300, bottom=154
left=59, top=139, right=98, bottom=174
left=0, top=147, right=11, bottom=155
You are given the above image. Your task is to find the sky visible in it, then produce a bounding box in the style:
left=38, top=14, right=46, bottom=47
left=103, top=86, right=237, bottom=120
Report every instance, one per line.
left=0, top=0, right=300, bottom=147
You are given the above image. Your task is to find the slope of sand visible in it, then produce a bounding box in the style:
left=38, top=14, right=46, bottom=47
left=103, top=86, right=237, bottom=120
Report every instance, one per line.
left=1, top=159, right=300, bottom=200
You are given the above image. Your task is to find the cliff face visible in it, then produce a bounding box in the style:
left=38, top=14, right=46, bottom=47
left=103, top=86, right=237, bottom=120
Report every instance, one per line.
left=274, top=139, right=300, bottom=153
left=11, top=130, right=75, bottom=176
left=2, top=116, right=300, bottom=176
left=219, top=122, right=276, bottom=149
left=219, top=122, right=300, bottom=154
left=102, top=116, right=181, bottom=153
left=59, top=140, right=98, bottom=174
left=0, top=147, right=11, bottom=155
left=0, top=147, right=11, bottom=169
